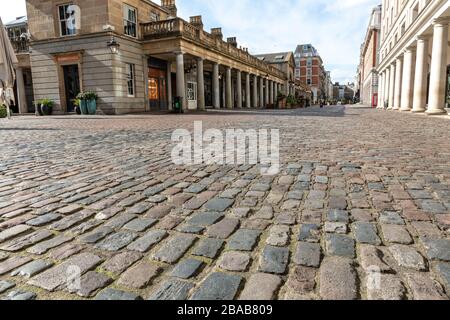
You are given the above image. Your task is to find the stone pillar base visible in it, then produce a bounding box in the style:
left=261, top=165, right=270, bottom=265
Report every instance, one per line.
left=399, top=107, right=412, bottom=112
left=426, top=109, right=447, bottom=115
left=411, top=108, right=426, bottom=113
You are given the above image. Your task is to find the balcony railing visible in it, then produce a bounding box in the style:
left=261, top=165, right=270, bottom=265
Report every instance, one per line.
left=9, top=38, right=29, bottom=53
left=141, top=18, right=286, bottom=80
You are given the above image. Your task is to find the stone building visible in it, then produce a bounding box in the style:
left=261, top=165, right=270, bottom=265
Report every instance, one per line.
left=377, top=0, right=450, bottom=115
left=333, top=82, right=355, bottom=102
left=294, top=44, right=327, bottom=104
left=325, top=71, right=333, bottom=101
left=4, top=16, right=34, bottom=114
left=359, top=5, right=382, bottom=107
left=25, top=0, right=288, bottom=114
left=254, top=52, right=301, bottom=98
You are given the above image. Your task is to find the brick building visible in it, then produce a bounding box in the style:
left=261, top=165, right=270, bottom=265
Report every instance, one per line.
left=294, top=44, right=327, bottom=104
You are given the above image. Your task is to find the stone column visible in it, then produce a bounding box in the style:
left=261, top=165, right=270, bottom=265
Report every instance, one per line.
left=222, top=76, right=226, bottom=107
left=270, top=81, right=274, bottom=105
left=212, top=63, right=220, bottom=109
left=175, top=52, right=186, bottom=111
left=377, top=72, right=383, bottom=109
left=226, top=67, right=232, bottom=109
left=196, top=58, right=205, bottom=110
left=400, top=48, right=416, bottom=111
left=166, top=62, right=173, bottom=111
left=246, top=73, right=251, bottom=108
left=388, top=64, right=395, bottom=110
left=427, top=18, right=450, bottom=115
left=259, top=77, right=264, bottom=108
left=15, top=67, right=27, bottom=114
left=384, top=68, right=390, bottom=107
left=412, top=36, right=429, bottom=113
left=272, top=81, right=276, bottom=105
left=253, top=75, right=258, bottom=108
left=236, top=70, right=242, bottom=108
left=264, top=78, right=269, bottom=107
left=284, top=80, right=289, bottom=96
left=393, top=58, right=403, bottom=110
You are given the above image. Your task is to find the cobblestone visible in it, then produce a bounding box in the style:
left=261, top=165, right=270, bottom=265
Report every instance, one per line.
left=0, top=107, right=449, bottom=300
left=258, top=245, right=289, bottom=274
left=148, top=279, right=194, bottom=300
left=191, top=272, right=242, bottom=300
left=152, top=234, right=197, bottom=264
left=239, top=273, right=282, bottom=300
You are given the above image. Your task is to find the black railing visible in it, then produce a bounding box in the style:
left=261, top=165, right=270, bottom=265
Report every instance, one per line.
left=9, top=38, right=29, bottom=53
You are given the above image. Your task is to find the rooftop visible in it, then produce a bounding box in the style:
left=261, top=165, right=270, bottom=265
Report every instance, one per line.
left=5, top=16, right=27, bottom=28
left=254, top=52, right=292, bottom=64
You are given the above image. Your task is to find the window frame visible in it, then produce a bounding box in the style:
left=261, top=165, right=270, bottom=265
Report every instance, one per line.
left=126, top=63, right=135, bottom=97
left=123, top=4, right=138, bottom=38
left=58, top=3, right=78, bottom=37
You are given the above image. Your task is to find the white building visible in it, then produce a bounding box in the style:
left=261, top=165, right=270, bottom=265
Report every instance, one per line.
left=377, top=0, right=450, bottom=115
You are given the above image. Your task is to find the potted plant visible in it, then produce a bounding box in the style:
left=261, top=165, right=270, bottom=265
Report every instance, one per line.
left=76, top=93, right=88, bottom=114
left=277, top=92, right=286, bottom=109
left=0, top=105, right=7, bottom=118
left=286, top=95, right=297, bottom=109
left=38, top=99, right=54, bottom=115
left=85, top=91, right=98, bottom=115
left=73, top=99, right=81, bottom=115
left=77, top=91, right=98, bottom=115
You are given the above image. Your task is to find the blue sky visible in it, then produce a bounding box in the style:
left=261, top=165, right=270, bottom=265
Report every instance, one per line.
left=1, top=0, right=381, bottom=83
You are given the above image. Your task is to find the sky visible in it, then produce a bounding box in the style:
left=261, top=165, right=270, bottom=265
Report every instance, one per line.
left=0, top=0, right=381, bottom=84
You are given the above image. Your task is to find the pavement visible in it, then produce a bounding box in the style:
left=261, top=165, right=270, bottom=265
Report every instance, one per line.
left=0, top=105, right=449, bottom=300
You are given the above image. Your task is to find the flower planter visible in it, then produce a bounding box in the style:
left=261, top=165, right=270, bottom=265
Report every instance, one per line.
left=40, top=104, right=53, bottom=116
left=277, top=97, right=287, bottom=109
left=86, top=99, right=97, bottom=115
left=80, top=100, right=88, bottom=115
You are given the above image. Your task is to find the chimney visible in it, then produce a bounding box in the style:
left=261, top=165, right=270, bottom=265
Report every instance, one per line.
left=211, top=28, right=223, bottom=40
left=161, top=0, right=177, bottom=17
left=227, top=37, right=237, bottom=47
left=189, top=15, right=203, bottom=30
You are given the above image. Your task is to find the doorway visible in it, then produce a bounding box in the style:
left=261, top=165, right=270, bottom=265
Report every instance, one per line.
left=63, top=64, right=80, bottom=113
left=187, top=81, right=197, bottom=110
left=148, top=73, right=167, bottom=111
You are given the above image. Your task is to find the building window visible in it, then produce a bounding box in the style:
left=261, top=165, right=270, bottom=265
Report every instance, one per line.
left=126, top=63, right=135, bottom=96
left=123, top=5, right=137, bottom=37
left=187, top=82, right=197, bottom=101
left=58, top=4, right=78, bottom=36
left=150, top=12, right=160, bottom=22
left=307, top=58, right=312, bottom=66
left=307, top=78, right=311, bottom=85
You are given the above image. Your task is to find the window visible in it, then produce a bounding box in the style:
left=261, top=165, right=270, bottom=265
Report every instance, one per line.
left=126, top=63, right=135, bottom=96
left=307, top=78, right=311, bottom=85
left=123, top=5, right=137, bottom=37
left=187, top=82, right=197, bottom=101
left=307, top=68, right=312, bottom=76
left=412, top=4, right=419, bottom=21
left=150, top=12, right=160, bottom=22
left=275, top=55, right=284, bottom=60
left=58, top=4, right=78, bottom=36
left=307, top=58, right=312, bottom=66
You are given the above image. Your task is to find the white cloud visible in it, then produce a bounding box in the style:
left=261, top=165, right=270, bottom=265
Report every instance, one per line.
left=175, top=0, right=381, bottom=84
left=0, top=0, right=26, bottom=24
left=1, top=0, right=379, bottom=84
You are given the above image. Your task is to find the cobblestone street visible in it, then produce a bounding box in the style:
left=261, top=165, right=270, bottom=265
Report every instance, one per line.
left=0, top=105, right=449, bottom=300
